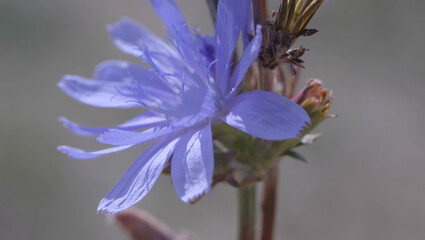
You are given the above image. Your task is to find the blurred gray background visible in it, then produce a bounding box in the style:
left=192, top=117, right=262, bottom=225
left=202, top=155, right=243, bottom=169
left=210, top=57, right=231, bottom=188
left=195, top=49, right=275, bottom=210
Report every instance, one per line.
left=1, top=0, right=424, bottom=239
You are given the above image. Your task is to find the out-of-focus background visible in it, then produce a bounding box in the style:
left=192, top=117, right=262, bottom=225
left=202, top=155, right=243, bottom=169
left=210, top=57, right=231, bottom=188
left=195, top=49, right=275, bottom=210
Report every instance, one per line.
left=1, top=0, right=424, bottom=239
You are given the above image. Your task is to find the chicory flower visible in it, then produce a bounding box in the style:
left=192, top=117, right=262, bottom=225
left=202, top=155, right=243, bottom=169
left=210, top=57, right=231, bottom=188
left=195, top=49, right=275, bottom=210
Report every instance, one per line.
left=58, top=0, right=310, bottom=214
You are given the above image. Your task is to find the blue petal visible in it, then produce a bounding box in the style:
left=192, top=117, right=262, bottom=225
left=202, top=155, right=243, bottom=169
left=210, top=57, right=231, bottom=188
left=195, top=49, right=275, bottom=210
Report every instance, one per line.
left=150, top=0, right=191, bottom=40
left=117, top=112, right=169, bottom=129
left=93, top=60, right=163, bottom=87
left=221, top=91, right=311, bottom=140
left=97, top=126, right=176, bottom=146
left=227, top=26, right=262, bottom=95
left=93, top=60, right=134, bottom=82
left=241, top=1, right=254, bottom=48
left=195, top=33, right=216, bottom=68
left=172, top=28, right=207, bottom=81
left=58, top=112, right=168, bottom=136
left=171, top=121, right=214, bottom=203
left=150, top=0, right=208, bottom=81
left=58, top=75, right=140, bottom=108
left=58, top=74, right=175, bottom=109
left=171, top=88, right=216, bottom=128
left=97, top=134, right=180, bottom=214
left=125, top=61, right=173, bottom=92
left=93, top=59, right=177, bottom=97
left=215, top=0, right=250, bottom=92
left=108, top=16, right=176, bottom=58
left=57, top=145, right=133, bottom=159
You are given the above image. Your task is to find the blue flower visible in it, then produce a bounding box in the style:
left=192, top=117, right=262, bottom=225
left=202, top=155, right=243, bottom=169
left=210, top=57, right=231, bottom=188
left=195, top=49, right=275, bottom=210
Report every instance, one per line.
left=58, top=0, right=310, bottom=214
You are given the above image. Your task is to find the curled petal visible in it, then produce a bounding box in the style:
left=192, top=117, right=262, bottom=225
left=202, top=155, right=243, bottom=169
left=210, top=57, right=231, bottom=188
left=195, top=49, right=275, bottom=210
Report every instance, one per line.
left=58, top=112, right=168, bottom=136
left=97, top=134, right=180, bottom=214
left=215, top=0, right=250, bottom=91
left=221, top=91, right=311, bottom=141
left=171, top=121, right=213, bottom=203
left=57, top=145, right=133, bottom=159
left=228, top=26, right=262, bottom=94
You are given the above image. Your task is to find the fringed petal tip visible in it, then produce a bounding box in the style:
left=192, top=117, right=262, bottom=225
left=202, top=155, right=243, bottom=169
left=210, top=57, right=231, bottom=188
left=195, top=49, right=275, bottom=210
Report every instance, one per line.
left=222, top=91, right=311, bottom=141
left=107, top=16, right=130, bottom=29
left=57, top=145, right=95, bottom=159
left=106, top=16, right=145, bottom=37
left=57, top=145, right=68, bottom=154
left=58, top=117, right=100, bottom=137
left=181, top=188, right=210, bottom=204
left=57, top=75, right=72, bottom=91
left=56, top=145, right=97, bottom=159
left=96, top=193, right=138, bottom=215
left=56, top=145, right=132, bottom=159
left=295, top=121, right=312, bottom=139
left=97, top=200, right=121, bottom=215
left=97, top=195, right=144, bottom=214
left=58, top=116, right=72, bottom=128
left=96, top=187, right=210, bottom=215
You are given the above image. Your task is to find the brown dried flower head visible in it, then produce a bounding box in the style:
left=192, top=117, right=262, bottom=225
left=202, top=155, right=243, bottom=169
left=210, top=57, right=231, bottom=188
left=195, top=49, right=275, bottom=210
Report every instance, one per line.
left=259, top=0, right=324, bottom=69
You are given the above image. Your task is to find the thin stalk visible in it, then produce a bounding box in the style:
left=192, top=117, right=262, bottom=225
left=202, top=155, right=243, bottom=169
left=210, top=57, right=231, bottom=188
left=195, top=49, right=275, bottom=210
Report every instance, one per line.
left=238, top=184, right=257, bottom=240
left=260, top=63, right=300, bottom=240
left=261, top=167, right=278, bottom=240
left=258, top=67, right=271, bottom=91
left=252, top=0, right=269, bottom=26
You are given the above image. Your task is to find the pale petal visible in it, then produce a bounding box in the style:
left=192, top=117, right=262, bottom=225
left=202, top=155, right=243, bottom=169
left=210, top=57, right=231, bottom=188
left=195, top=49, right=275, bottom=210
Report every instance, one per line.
left=58, top=75, right=139, bottom=108
left=97, top=126, right=175, bottom=146
left=97, top=134, right=180, bottom=214
left=171, top=122, right=213, bottom=203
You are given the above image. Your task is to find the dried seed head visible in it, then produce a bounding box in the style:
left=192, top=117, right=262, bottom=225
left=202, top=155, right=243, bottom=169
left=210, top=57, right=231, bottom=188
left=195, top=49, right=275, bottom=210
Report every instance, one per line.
left=258, top=0, right=324, bottom=69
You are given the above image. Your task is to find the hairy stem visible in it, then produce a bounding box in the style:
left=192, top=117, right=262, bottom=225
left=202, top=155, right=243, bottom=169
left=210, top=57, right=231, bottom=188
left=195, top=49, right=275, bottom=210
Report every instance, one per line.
left=238, top=184, right=257, bottom=240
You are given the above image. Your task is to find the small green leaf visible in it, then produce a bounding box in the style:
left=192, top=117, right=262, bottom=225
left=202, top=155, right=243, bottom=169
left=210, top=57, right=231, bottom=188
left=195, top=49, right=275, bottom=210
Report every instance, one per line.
left=287, top=150, right=308, bottom=163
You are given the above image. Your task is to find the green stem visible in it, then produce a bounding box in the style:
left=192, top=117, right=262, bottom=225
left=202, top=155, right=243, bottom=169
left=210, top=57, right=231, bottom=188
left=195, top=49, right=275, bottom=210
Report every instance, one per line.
left=238, top=184, right=257, bottom=240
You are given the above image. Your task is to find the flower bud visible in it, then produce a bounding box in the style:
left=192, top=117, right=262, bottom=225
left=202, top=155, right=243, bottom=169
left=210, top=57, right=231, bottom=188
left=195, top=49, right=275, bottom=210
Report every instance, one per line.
left=292, top=79, right=335, bottom=125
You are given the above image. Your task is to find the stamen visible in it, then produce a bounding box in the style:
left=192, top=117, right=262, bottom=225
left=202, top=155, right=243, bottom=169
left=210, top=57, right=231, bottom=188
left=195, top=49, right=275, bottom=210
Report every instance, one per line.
left=144, top=48, right=181, bottom=93
left=206, top=59, right=224, bottom=112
